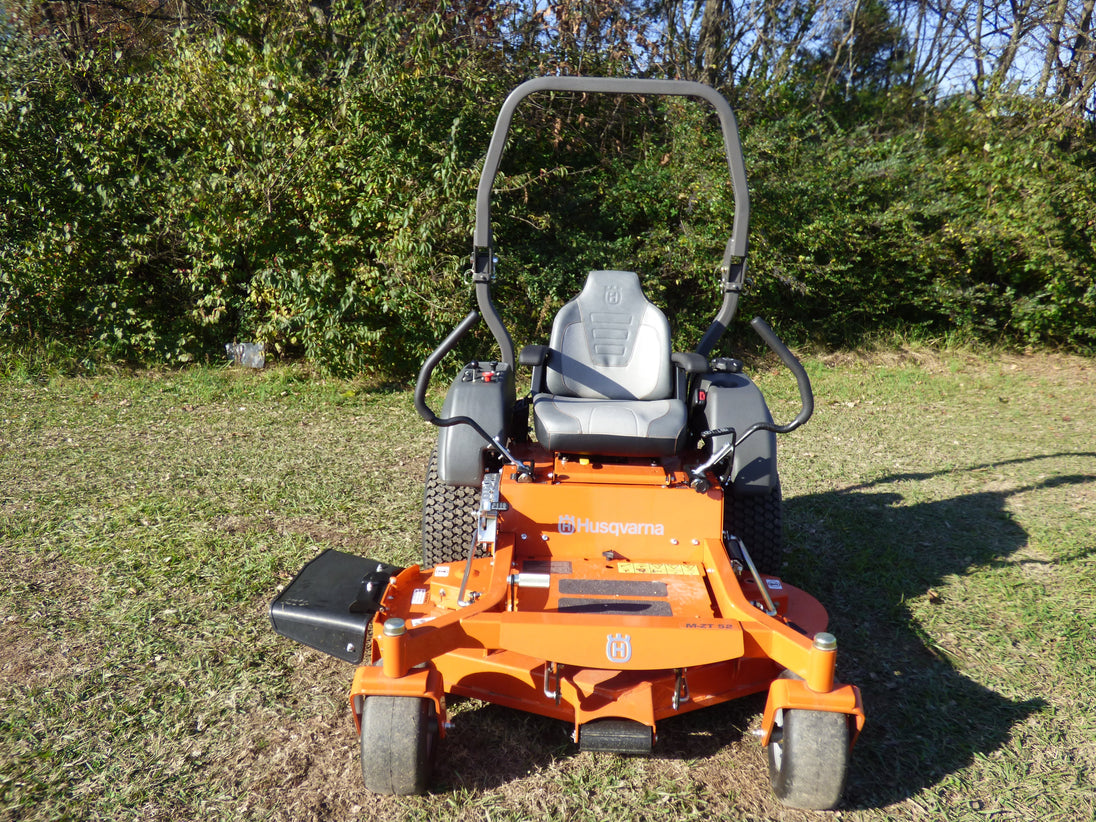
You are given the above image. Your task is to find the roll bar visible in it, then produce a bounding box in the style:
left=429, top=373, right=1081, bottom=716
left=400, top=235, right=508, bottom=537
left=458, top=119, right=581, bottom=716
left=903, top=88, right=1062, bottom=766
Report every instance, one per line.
left=470, top=76, right=752, bottom=365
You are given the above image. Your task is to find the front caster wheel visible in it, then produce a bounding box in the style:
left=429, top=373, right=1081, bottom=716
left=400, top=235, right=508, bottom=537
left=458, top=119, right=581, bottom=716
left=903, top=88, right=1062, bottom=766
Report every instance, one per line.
left=360, top=696, right=439, bottom=795
left=767, top=707, right=850, bottom=810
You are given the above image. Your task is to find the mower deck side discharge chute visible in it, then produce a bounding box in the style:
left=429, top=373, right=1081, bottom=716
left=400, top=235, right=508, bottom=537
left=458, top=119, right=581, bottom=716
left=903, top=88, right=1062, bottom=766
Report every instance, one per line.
left=269, top=549, right=402, bottom=664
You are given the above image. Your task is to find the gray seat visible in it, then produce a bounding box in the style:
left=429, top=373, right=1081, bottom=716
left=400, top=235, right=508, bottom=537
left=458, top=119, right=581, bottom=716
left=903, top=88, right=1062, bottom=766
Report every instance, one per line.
left=531, top=270, right=688, bottom=457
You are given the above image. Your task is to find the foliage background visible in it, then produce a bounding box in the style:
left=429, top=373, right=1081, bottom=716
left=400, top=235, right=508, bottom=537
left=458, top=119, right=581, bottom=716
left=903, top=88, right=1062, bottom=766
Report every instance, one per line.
left=1, top=0, right=1094, bottom=377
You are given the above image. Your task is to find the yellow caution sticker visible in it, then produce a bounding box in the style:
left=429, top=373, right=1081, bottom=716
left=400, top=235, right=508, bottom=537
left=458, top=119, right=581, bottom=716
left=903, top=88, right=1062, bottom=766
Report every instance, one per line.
left=617, top=562, right=700, bottom=576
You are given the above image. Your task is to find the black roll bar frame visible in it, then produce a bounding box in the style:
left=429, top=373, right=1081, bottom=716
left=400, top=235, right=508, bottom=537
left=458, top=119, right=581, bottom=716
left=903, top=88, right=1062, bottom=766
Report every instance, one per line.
left=469, top=76, right=752, bottom=365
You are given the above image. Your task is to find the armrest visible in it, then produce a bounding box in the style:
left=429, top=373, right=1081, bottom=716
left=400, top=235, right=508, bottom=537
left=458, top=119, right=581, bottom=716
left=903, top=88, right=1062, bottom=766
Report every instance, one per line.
left=519, top=345, right=550, bottom=367
left=519, top=344, right=550, bottom=395
left=672, top=352, right=708, bottom=374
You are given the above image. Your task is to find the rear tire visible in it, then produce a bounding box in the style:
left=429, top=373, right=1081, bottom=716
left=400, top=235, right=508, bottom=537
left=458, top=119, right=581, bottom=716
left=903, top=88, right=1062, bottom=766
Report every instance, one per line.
left=725, top=484, right=783, bottom=576
left=767, top=706, right=850, bottom=810
left=421, top=446, right=480, bottom=566
left=359, top=696, right=439, bottom=795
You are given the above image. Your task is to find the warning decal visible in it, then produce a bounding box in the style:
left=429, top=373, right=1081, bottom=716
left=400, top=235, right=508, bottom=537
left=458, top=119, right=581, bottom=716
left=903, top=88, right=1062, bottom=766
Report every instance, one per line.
left=617, top=562, right=700, bottom=576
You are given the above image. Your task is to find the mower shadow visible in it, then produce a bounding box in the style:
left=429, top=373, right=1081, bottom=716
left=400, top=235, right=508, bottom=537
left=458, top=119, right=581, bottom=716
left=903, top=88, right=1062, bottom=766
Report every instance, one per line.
left=435, top=692, right=764, bottom=792
left=781, top=453, right=1096, bottom=809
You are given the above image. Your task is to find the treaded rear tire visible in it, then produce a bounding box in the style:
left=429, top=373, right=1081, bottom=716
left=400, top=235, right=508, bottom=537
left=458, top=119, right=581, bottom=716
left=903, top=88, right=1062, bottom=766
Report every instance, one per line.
left=725, top=484, right=783, bottom=576
left=359, top=696, right=438, bottom=795
left=421, top=446, right=481, bottom=566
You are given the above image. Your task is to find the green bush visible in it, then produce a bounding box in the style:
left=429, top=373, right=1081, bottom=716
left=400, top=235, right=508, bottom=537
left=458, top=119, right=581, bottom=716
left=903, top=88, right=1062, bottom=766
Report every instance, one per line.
left=1, top=3, right=512, bottom=375
left=918, top=100, right=1096, bottom=348
left=737, top=100, right=1096, bottom=351
left=2, top=4, right=1094, bottom=376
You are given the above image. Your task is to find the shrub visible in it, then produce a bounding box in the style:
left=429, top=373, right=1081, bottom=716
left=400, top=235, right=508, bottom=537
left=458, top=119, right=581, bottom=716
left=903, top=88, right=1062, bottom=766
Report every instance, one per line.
left=2, top=6, right=1093, bottom=375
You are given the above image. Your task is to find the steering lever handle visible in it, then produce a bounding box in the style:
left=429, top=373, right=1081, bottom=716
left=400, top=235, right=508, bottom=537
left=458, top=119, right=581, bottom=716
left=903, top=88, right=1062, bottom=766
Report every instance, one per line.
left=748, top=316, right=814, bottom=434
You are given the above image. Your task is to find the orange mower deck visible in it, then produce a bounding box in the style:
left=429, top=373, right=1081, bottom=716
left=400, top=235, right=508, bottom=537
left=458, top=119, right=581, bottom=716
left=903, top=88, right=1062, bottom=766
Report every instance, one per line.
left=349, top=456, right=864, bottom=749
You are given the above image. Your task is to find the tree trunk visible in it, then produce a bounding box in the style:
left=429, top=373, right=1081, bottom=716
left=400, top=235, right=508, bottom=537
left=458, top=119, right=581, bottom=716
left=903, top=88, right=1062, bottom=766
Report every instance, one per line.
left=1038, top=0, right=1069, bottom=96
left=695, top=0, right=728, bottom=86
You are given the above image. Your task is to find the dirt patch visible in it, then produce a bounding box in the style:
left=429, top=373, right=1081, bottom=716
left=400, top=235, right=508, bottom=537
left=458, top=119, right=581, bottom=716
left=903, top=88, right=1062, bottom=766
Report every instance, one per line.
left=0, top=551, right=101, bottom=689
left=1011, top=545, right=1059, bottom=581
left=816, top=347, right=1096, bottom=380
left=232, top=704, right=366, bottom=822
left=0, top=618, right=70, bottom=689
left=817, top=346, right=956, bottom=373
left=220, top=626, right=404, bottom=816
left=224, top=649, right=424, bottom=822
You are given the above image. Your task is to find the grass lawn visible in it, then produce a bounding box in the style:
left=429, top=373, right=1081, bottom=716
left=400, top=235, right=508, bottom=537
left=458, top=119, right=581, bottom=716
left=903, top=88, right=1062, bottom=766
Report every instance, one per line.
left=1, top=348, right=1093, bottom=821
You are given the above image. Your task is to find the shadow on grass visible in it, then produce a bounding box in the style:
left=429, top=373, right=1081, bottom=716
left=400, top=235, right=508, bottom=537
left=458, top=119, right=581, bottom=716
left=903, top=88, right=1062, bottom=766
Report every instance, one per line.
left=782, top=453, right=1096, bottom=809
left=434, top=692, right=765, bottom=792
left=432, top=699, right=571, bottom=790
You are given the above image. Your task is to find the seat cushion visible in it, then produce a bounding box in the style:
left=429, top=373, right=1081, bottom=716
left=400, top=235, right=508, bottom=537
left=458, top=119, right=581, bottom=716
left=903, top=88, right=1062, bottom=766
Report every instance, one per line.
left=532, top=394, right=688, bottom=457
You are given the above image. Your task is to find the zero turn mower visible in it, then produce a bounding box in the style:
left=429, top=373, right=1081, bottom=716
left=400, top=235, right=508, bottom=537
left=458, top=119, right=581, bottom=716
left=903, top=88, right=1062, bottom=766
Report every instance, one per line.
left=271, top=76, right=864, bottom=810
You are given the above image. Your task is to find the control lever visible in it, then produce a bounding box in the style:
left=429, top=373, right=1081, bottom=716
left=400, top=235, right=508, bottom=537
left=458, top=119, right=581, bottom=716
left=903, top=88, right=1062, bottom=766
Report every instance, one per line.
left=413, top=310, right=533, bottom=478
left=687, top=317, right=813, bottom=491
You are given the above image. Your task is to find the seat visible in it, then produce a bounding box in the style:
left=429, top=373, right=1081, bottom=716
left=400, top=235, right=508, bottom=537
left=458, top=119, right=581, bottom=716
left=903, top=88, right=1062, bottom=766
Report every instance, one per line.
left=528, top=270, right=688, bottom=457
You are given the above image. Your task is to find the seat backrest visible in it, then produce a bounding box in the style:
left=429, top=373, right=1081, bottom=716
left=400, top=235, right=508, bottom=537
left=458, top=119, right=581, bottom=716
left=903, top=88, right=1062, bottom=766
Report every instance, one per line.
left=545, top=270, right=673, bottom=400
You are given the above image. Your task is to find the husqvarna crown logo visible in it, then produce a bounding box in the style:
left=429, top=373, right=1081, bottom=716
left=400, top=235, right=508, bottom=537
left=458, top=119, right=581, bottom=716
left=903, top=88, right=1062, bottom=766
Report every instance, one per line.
left=606, top=633, right=632, bottom=663
left=604, top=285, right=622, bottom=305
left=557, top=514, right=664, bottom=536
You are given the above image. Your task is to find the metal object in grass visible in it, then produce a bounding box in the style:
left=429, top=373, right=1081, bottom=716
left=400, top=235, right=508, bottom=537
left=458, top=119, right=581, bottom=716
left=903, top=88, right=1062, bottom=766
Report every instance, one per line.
left=225, top=342, right=265, bottom=368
